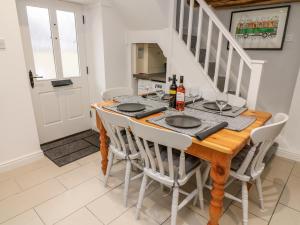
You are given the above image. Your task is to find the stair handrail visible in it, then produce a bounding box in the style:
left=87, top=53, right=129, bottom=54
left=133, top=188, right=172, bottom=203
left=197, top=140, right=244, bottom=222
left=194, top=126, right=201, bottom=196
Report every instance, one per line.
left=195, top=0, right=253, bottom=68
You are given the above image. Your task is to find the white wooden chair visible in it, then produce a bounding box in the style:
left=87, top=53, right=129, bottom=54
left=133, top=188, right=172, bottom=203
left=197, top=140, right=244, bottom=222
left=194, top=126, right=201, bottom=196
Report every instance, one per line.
left=96, top=108, right=142, bottom=206
left=204, top=113, right=289, bottom=225
left=101, top=87, right=134, bottom=101
left=130, top=120, right=205, bottom=225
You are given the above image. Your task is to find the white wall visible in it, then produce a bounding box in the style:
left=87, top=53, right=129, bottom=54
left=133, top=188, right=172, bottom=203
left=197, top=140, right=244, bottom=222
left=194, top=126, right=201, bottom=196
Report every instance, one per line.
left=0, top=0, right=42, bottom=171
left=111, top=0, right=170, bottom=30
left=278, top=67, right=300, bottom=160
left=215, top=3, right=300, bottom=114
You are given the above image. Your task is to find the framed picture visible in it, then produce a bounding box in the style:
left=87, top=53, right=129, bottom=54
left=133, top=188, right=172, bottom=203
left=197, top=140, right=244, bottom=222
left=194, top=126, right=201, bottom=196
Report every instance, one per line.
left=229, top=5, right=290, bottom=50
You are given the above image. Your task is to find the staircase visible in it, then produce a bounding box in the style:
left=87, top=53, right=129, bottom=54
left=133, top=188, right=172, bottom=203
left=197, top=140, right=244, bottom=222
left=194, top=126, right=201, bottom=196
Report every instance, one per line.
left=170, top=0, right=265, bottom=109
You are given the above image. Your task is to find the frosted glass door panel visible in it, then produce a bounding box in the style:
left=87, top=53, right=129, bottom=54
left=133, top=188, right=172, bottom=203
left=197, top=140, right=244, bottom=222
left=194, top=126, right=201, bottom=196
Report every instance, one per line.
left=56, top=10, right=80, bottom=78
left=26, top=6, right=56, bottom=80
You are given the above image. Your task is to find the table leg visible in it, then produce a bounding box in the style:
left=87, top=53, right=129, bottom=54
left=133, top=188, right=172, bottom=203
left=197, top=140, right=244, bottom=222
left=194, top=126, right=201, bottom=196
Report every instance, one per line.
left=208, top=152, right=231, bottom=225
left=96, top=112, right=109, bottom=175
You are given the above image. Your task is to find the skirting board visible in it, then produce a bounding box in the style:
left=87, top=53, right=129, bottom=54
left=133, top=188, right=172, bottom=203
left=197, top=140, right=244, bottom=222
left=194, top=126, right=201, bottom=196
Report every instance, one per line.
left=276, top=147, right=300, bottom=162
left=0, top=150, right=44, bottom=173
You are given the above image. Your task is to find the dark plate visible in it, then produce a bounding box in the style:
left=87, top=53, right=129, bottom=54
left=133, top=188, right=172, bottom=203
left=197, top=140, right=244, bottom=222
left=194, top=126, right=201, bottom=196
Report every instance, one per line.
left=117, top=103, right=146, bottom=112
left=165, top=115, right=201, bottom=129
left=203, top=101, right=232, bottom=111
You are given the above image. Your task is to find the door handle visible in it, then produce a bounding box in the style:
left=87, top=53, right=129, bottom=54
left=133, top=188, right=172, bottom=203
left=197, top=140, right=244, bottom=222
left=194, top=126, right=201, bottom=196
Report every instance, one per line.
left=29, top=70, right=43, bottom=88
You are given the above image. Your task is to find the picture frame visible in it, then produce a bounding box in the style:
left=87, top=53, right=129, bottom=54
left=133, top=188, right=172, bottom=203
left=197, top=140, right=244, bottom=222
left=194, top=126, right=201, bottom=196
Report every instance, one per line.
left=229, top=5, right=290, bottom=50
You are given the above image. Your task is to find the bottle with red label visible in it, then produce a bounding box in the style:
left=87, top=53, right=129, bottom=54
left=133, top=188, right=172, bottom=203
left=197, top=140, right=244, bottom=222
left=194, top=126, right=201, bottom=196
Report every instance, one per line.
left=176, top=76, right=185, bottom=111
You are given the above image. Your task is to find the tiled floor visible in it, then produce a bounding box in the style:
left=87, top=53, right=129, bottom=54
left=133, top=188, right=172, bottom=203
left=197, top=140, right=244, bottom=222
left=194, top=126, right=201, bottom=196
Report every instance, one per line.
left=0, top=154, right=299, bottom=225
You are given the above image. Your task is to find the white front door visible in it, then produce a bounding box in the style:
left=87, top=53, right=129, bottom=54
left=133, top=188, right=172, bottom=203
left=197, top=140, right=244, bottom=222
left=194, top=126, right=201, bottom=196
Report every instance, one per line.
left=18, top=0, right=91, bottom=144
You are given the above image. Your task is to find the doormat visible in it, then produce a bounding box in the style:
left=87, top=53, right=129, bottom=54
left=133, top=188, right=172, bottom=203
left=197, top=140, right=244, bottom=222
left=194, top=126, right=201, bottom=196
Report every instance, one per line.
left=41, top=129, right=100, bottom=167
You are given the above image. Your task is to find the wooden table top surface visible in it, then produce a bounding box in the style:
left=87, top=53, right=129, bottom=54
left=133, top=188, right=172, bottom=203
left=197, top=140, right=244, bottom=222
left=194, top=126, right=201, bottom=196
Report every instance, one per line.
left=92, top=101, right=272, bottom=157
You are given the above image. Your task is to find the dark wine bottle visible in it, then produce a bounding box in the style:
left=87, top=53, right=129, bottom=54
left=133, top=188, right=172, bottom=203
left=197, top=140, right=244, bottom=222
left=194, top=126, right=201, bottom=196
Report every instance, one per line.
left=169, top=75, right=177, bottom=108
left=176, top=76, right=185, bottom=111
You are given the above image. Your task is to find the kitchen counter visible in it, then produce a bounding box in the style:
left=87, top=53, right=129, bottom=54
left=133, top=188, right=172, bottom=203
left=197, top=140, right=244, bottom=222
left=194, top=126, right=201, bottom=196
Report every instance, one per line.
left=133, top=73, right=166, bottom=83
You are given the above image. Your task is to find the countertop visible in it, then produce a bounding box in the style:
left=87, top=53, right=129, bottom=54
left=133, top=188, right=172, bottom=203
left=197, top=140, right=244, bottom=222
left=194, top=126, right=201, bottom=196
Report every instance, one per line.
left=133, top=73, right=166, bottom=83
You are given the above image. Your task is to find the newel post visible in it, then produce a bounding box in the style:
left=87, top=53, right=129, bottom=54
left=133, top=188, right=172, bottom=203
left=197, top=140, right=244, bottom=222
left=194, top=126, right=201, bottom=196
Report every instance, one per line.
left=247, top=60, right=265, bottom=110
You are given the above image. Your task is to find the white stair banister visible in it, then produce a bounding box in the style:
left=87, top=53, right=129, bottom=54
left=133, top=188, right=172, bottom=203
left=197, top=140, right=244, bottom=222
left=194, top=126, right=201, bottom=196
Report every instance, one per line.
left=224, top=44, right=233, bottom=92
left=247, top=60, right=265, bottom=109
left=214, top=31, right=222, bottom=86
left=172, top=0, right=265, bottom=109
left=178, top=0, right=185, bottom=40
left=204, top=18, right=213, bottom=74
left=236, top=58, right=244, bottom=97
left=187, top=0, right=194, bottom=50
left=195, top=6, right=203, bottom=62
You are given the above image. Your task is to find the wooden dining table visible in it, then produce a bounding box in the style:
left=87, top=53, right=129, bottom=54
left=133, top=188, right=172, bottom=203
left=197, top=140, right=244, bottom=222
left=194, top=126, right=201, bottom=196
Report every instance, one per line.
left=91, top=100, right=272, bottom=225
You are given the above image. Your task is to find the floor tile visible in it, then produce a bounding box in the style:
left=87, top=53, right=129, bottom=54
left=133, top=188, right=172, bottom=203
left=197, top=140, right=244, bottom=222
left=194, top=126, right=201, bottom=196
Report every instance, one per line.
left=35, top=178, right=110, bottom=225
left=139, top=188, right=173, bottom=224
left=55, top=208, right=103, bottom=225
left=221, top=205, right=268, bottom=225
left=0, top=179, right=65, bottom=223
left=1, top=209, right=44, bottom=225
left=97, top=161, right=128, bottom=188
left=0, top=157, right=53, bottom=183
left=290, top=162, right=300, bottom=179
left=0, top=179, right=21, bottom=201
left=15, top=162, right=80, bottom=190
left=109, top=206, right=159, bottom=225
left=280, top=176, right=300, bottom=211
left=162, top=207, right=208, bottom=225
left=234, top=178, right=284, bottom=221
left=269, top=203, right=300, bottom=225
left=87, top=177, right=158, bottom=224
left=57, top=162, right=101, bottom=189
left=262, top=156, right=294, bottom=184
left=77, top=152, right=101, bottom=166
left=188, top=180, right=240, bottom=219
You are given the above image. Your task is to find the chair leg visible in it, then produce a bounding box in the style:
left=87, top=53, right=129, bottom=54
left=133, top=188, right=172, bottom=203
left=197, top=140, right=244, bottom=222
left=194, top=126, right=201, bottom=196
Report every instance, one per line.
left=194, top=168, right=205, bottom=209
left=136, top=174, right=148, bottom=220
left=242, top=181, right=249, bottom=225
left=256, top=176, right=264, bottom=210
left=171, top=185, right=179, bottom=225
left=123, top=160, right=132, bottom=207
left=104, top=151, right=114, bottom=187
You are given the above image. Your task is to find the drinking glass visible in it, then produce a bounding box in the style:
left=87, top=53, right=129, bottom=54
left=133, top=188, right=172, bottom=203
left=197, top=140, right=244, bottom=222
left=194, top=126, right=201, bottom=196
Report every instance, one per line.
left=156, top=90, right=165, bottom=101
left=216, top=92, right=228, bottom=115
left=187, top=87, right=202, bottom=107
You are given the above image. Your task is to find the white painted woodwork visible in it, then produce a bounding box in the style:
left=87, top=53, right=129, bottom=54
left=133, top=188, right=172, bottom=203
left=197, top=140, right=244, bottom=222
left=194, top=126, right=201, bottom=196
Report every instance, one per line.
left=204, top=18, right=213, bottom=74
left=195, top=6, right=203, bottom=62
left=174, top=0, right=265, bottom=109
left=130, top=119, right=205, bottom=225
left=96, top=108, right=142, bottom=207
left=247, top=61, right=265, bottom=109
left=236, top=58, right=245, bottom=97
left=204, top=113, right=289, bottom=225
left=187, top=0, right=194, bottom=50
left=178, top=0, right=185, bottom=39
left=18, top=0, right=91, bottom=144
left=213, top=31, right=223, bottom=86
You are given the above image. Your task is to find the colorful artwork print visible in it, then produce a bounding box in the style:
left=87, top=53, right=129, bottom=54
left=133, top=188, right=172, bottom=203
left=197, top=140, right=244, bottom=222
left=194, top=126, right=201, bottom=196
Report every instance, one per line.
left=230, top=6, right=290, bottom=50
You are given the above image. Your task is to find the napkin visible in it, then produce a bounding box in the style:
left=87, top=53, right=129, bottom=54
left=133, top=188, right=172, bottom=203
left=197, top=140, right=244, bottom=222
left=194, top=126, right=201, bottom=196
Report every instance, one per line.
left=195, top=122, right=228, bottom=140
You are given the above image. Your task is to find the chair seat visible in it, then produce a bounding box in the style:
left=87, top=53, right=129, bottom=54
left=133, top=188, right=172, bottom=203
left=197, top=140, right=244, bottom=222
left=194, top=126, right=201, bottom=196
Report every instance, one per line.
left=231, top=145, right=251, bottom=171
left=160, top=148, right=201, bottom=174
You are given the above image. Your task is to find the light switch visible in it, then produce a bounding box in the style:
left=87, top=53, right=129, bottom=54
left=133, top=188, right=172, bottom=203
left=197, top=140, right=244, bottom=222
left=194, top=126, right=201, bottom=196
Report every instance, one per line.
left=0, top=39, right=5, bottom=49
